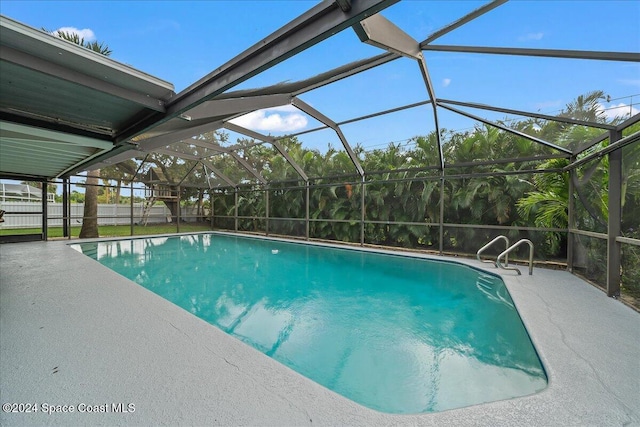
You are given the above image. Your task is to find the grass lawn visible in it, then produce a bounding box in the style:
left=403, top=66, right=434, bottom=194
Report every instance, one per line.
left=0, top=223, right=213, bottom=238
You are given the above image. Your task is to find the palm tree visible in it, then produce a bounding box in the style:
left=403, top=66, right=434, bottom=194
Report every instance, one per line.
left=45, top=28, right=113, bottom=238
left=43, top=28, right=112, bottom=56
left=78, top=170, right=100, bottom=238
left=516, top=158, right=570, bottom=255
left=560, top=90, right=606, bottom=123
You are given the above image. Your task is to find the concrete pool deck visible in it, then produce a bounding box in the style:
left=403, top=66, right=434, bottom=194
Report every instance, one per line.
left=1, top=233, right=639, bottom=426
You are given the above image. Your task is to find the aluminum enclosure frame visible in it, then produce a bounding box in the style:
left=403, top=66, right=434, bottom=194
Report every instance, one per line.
left=1, top=0, right=638, bottom=306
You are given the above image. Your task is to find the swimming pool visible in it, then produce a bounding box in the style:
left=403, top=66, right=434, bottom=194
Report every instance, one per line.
left=71, top=233, right=546, bottom=414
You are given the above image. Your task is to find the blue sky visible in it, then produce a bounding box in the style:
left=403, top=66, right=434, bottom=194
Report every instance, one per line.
left=2, top=0, right=639, bottom=155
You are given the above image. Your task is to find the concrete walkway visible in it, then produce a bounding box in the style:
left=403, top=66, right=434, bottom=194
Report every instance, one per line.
left=1, top=235, right=639, bottom=426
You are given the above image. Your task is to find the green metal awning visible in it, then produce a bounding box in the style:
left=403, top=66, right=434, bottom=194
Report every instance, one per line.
left=0, top=15, right=175, bottom=178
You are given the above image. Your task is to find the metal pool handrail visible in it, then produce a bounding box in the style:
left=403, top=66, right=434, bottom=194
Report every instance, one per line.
left=497, top=239, right=534, bottom=275
left=477, top=235, right=510, bottom=266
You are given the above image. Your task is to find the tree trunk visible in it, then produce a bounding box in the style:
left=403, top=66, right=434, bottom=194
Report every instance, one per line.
left=79, top=169, right=100, bottom=238
left=197, top=189, right=204, bottom=221
left=115, top=179, right=121, bottom=205
left=163, top=200, right=178, bottom=223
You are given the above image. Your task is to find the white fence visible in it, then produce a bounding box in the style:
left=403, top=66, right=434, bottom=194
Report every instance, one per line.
left=0, top=202, right=202, bottom=229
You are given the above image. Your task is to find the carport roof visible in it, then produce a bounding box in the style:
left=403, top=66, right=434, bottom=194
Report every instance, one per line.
left=0, top=15, right=175, bottom=179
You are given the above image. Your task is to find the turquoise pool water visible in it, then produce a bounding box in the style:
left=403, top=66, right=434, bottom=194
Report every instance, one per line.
left=72, top=233, right=547, bottom=414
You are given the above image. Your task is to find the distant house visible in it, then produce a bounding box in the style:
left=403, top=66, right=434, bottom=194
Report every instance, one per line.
left=0, top=182, right=54, bottom=202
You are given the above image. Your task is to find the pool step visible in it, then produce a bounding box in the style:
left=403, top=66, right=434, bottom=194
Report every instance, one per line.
left=476, top=274, right=514, bottom=309
left=80, top=245, right=99, bottom=259
left=476, top=274, right=495, bottom=289
left=225, top=305, right=252, bottom=334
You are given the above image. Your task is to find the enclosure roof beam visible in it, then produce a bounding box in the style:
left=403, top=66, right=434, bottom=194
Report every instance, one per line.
left=564, top=130, right=640, bottom=171
left=438, top=102, right=573, bottom=154
left=179, top=182, right=211, bottom=189
left=336, top=0, right=352, bottom=12
left=128, top=153, right=150, bottom=184
left=421, top=45, right=640, bottom=62
left=573, top=113, right=640, bottom=155
left=81, top=145, right=143, bottom=172
left=186, top=94, right=293, bottom=121
left=353, top=13, right=445, bottom=169
left=181, top=139, right=229, bottom=153
left=211, top=53, right=399, bottom=100
left=573, top=132, right=609, bottom=156
left=202, top=163, right=212, bottom=190
left=137, top=121, right=225, bottom=152
left=447, top=153, right=570, bottom=169
left=154, top=147, right=202, bottom=161
left=225, top=140, right=267, bottom=153
left=291, top=52, right=399, bottom=96
left=417, top=56, right=444, bottom=170
left=59, top=144, right=128, bottom=177
left=223, top=122, right=277, bottom=144
left=115, top=0, right=399, bottom=143
left=615, top=112, right=640, bottom=132
left=201, top=160, right=237, bottom=188
left=438, top=99, right=617, bottom=131
left=152, top=147, right=266, bottom=186
left=420, top=0, right=508, bottom=46
left=286, top=100, right=432, bottom=138
left=292, top=97, right=364, bottom=177
left=229, top=152, right=268, bottom=185
left=339, top=100, right=431, bottom=126
left=223, top=122, right=309, bottom=182
left=353, top=13, right=421, bottom=59
left=269, top=139, right=309, bottom=182
left=177, top=161, right=200, bottom=186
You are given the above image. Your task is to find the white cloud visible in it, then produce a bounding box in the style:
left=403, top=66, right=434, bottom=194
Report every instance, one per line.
left=442, top=78, right=451, bottom=87
left=229, top=105, right=308, bottom=132
left=596, top=102, right=639, bottom=121
left=518, top=32, right=544, bottom=41
left=52, top=26, right=96, bottom=41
